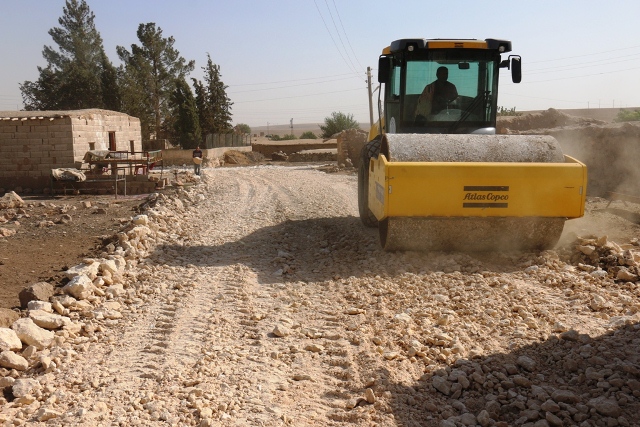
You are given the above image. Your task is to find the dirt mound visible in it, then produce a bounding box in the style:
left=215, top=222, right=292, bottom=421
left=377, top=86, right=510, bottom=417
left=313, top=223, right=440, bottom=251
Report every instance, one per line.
left=497, top=109, right=640, bottom=199
left=498, top=108, right=605, bottom=134
left=222, top=150, right=265, bottom=165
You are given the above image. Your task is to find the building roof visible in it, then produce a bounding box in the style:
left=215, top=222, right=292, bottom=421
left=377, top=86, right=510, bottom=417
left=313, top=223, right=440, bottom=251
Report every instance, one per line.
left=0, top=109, right=134, bottom=120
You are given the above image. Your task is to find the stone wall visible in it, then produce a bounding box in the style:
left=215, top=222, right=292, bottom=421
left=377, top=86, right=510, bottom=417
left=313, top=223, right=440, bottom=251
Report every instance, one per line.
left=161, top=146, right=252, bottom=167
left=0, top=110, right=141, bottom=190
left=251, top=140, right=337, bottom=157
left=336, top=128, right=369, bottom=168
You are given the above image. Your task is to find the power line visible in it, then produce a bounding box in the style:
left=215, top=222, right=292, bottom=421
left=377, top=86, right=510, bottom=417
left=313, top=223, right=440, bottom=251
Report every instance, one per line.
left=322, top=0, right=360, bottom=75
left=232, top=87, right=364, bottom=103
left=527, top=53, right=640, bottom=74
left=527, top=44, right=640, bottom=65
left=228, top=72, right=359, bottom=87
left=313, top=0, right=360, bottom=76
left=228, top=76, right=360, bottom=94
left=331, top=0, right=364, bottom=71
left=519, top=65, right=640, bottom=84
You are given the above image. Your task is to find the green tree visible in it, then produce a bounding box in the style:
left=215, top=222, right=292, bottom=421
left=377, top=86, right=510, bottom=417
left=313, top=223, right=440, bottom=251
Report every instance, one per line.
left=300, top=131, right=317, bottom=139
left=100, top=52, right=121, bottom=110
left=167, top=77, right=201, bottom=149
left=234, top=123, right=251, bottom=135
left=20, top=0, right=117, bottom=110
left=117, top=23, right=195, bottom=141
left=193, top=53, right=233, bottom=141
left=319, top=112, right=360, bottom=138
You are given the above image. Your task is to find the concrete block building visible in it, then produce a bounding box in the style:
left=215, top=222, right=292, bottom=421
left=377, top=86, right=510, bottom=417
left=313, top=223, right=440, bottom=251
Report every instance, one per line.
left=0, top=109, right=141, bottom=190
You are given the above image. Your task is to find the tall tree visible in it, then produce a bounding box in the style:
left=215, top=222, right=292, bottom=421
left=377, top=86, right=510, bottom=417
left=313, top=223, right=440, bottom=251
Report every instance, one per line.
left=193, top=53, right=233, bottom=141
left=20, top=0, right=115, bottom=110
left=117, top=23, right=195, bottom=141
left=168, top=77, right=201, bottom=149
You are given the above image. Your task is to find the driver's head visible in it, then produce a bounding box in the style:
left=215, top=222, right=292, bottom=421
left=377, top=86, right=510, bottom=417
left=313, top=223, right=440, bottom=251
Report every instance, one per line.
left=436, top=66, right=448, bottom=81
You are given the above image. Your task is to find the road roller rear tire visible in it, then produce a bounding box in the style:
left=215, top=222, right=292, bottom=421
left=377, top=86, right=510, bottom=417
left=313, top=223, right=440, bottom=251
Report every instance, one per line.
left=358, top=138, right=381, bottom=228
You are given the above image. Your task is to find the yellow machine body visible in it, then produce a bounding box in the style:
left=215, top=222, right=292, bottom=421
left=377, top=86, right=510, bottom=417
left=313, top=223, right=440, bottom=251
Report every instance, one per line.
left=359, top=37, right=588, bottom=251
left=369, top=154, right=587, bottom=221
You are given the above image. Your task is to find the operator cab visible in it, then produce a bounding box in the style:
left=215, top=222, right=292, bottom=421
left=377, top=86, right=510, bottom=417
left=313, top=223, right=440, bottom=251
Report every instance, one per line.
left=377, top=39, right=521, bottom=135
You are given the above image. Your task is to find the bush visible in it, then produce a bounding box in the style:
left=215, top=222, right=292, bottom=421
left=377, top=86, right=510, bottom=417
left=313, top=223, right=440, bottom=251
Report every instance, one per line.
left=497, top=106, right=521, bottom=117
left=319, top=112, right=360, bottom=138
left=234, top=123, right=251, bottom=134
left=300, top=131, right=317, bottom=139
left=614, top=109, right=640, bottom=122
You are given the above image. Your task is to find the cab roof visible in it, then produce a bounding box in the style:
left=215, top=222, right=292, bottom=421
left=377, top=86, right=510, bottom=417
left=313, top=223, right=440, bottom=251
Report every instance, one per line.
left=383, top=38, right=512, bottom=55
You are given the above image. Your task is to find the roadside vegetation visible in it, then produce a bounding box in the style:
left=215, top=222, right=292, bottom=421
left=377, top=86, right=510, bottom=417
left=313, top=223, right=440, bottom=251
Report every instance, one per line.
left=614, top=109, right=640, bottom=122
left=319, top=111, right=360, bottom=138
left=497, top=106, right=522, bottom=117
left=299, top=131, right=317, bottom=139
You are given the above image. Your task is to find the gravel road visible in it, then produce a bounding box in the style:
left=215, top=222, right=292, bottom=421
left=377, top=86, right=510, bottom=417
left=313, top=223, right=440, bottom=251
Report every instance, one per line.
left=2, top=165, right=639, bottom=427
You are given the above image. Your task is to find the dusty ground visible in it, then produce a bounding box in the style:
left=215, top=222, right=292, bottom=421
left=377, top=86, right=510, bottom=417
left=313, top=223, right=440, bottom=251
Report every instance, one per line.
left=0, top=194, right=147, bottom=310
left=1, top=161, right=640, bottom=426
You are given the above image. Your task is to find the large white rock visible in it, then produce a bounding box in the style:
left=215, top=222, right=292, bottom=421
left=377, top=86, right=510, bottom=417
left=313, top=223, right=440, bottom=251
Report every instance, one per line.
left=0, top=328, right=23, bottom=351
left=132, top=214, right=149, bottom=225
left=0, top=191, right=24, bottom=209
left=29, top=310, right=71, bottom=329
left=127, top=225, right=152, bottom=240
left=52, top=294, right=77, bottom=307
left=0, top=350, right=28, bottom=371
left=99, top=259, right=118, bottom=275
left=111, top=255, right=127, bottom=272
left=27, top=300, right=53, bottom=313
left=12, top=378, right=40, bottom=398
left=65, top=262, right=100, bottom=280
left=36, top=408, right=62, bottom=422
left=105, top=283, right=125, bottom=298
left=11, top=318, right=55, bottom=349
left=63, top=274, right=95, bottom=300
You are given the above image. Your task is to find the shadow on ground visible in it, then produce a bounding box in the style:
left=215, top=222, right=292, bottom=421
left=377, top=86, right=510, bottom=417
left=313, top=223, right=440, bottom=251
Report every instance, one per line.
left=380, top=322, right=640, bottom=426
left=148, top=216, right=530, bottom=284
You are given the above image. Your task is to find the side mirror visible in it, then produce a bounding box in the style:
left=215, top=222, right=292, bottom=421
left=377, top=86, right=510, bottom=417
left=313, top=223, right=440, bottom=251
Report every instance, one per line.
left=510, top=55, right=522, bottom=83
left=378, top=56, right=391, bottom=84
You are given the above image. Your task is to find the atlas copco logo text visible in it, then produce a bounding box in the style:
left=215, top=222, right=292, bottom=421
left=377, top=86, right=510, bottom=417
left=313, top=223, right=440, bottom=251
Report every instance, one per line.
left=462, top=186, right=509, bottom=208
left=463, top=192, right=509, bottom=202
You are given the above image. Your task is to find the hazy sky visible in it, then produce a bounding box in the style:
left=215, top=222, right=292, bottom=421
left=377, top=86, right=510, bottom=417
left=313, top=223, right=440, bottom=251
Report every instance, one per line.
left=1, top=0, right=639, bottom=128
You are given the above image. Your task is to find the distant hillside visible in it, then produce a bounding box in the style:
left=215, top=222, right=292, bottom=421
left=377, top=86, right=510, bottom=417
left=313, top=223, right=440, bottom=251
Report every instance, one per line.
left=247, top=108, right=638, bottom=137
left=520, top=108, right=634, bottom=123
left=250, top=123, right=370, bottom=138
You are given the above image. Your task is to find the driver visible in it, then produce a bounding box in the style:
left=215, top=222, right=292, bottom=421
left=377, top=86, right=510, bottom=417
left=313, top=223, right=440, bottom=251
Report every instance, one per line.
left=415, top=66, right=458, bottom=118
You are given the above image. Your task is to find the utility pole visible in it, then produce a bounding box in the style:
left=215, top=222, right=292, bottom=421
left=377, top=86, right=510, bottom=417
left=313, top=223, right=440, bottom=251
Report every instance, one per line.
left=367, top=67, right=374, bottom=128
left=290, top=118, right=293, bottom=136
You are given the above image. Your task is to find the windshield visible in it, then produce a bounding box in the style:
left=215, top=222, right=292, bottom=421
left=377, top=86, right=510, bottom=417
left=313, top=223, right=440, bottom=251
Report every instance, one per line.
left=386, top=49, right=499, bottom=132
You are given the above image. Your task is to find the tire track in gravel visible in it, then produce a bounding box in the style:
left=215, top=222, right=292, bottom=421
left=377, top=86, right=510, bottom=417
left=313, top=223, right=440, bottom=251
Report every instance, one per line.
left=168, top=166, right=373, bottom=425
left=89, top=166, right=364, bottom=425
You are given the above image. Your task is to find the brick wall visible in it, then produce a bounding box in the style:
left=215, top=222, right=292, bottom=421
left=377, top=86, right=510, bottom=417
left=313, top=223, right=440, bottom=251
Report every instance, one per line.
left=0, top=110, right=142, bottom=190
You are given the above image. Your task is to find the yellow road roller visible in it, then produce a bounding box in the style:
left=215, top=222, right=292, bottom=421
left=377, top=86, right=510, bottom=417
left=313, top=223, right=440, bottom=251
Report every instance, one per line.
left=358, top=38, right=587, bottom=251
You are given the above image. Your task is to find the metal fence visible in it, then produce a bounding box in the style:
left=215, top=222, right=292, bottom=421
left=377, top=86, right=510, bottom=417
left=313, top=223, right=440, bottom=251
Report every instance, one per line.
left=204, top=133, right=251, bottom=148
